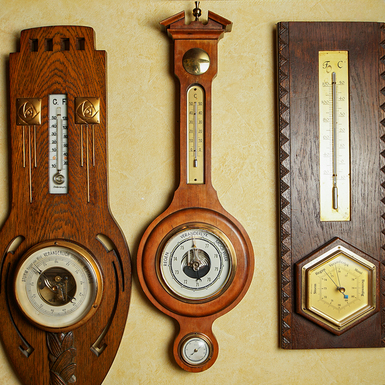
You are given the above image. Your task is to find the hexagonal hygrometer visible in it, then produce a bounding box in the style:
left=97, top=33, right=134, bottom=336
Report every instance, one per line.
left=297, top=238, right=378, bottom=335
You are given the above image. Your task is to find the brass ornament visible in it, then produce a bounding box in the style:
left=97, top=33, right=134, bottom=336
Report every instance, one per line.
left=182, top=48, right=210, bottom=75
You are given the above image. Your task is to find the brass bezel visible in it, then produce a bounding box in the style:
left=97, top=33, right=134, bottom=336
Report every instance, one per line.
left=179, top=332, right=213, bottom=367
left=301, top=245, right=376, bottom=331
left=156, top=222, right=237, bottom=304
left=14, top=239, right=103, bottom=332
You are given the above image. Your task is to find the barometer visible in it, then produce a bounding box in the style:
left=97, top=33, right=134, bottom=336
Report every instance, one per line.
left=278, top=22, right=383, bottom=349
left=137, top=3, right=254, bottom=372
left=0, top=26, right=131, bottom=384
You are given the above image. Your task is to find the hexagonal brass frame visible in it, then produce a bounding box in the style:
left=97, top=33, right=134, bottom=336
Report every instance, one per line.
left=296, top=238, right=379, bottom=335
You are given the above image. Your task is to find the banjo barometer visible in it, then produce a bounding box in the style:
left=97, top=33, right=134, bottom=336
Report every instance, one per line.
left=0, top=26, right=131, bottom=384
left=137, top=3, right=254, bottom=372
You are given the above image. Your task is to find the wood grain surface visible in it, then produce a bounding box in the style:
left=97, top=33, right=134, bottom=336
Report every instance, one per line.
left=0, top=26, right=131, bottom=384
left=278, top=22, right=384, bottom=349
left=137, top=10, right=254, bottom=372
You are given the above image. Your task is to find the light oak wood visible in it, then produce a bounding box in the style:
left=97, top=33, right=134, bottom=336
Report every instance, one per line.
left=0, top=26, right=131, bottom=384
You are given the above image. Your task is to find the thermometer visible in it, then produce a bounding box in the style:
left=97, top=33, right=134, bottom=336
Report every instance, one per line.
left=49, top=94, right=68, bottom=194
left=319, top=51, right=350, bottom=221
left=187, top=85, right=204, bottom=184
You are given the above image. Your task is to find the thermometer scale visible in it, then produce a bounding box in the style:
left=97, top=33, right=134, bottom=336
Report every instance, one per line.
left=49, top=94, right=68, bottom=193
left=319, top=51, right=350, bottom=221
left=187, top=85, right=204, bottom=184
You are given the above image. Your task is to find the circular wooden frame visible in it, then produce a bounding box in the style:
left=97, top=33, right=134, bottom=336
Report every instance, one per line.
left=140, top=208, right=250, bottom=318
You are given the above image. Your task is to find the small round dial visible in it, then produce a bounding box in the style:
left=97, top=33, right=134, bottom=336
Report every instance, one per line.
left=180, top=334, right=211, bottom=366
left=14, top=240, right=103, bottom=331
left=158, top=225, right=234, bottom=301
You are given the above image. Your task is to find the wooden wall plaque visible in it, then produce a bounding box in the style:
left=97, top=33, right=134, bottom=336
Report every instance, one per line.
left=0, top=26, right=131, bottom=384
left=278, top=22, right=385, bottom=349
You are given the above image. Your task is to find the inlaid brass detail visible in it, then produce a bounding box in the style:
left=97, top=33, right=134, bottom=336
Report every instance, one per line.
left=16, top=98, right=41, bottom=126
left=75, top=97, right=100, bottom=124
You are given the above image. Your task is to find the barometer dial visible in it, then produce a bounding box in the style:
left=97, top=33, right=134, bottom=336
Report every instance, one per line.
left=302, top=245, right=376, bottom=331
left=14, top=240, right=103, bottom=331
left=158, top=225, right=234, bottom=301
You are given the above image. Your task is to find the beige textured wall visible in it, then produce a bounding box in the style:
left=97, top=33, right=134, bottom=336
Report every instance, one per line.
left=0, top=0, right=384, bottom=384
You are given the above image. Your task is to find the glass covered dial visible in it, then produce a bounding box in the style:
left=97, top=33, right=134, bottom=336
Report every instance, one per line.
left=14, top=240, right=103, bottom=331
left=301, top=244, right=376, bottom=332
left=180, top=334, right=212, bottom=366
left=158, top=225, right=235, bottom=302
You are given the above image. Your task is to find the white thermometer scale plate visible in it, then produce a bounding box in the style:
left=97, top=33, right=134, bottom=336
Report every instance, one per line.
left=49, top=94, right=68, bottom=194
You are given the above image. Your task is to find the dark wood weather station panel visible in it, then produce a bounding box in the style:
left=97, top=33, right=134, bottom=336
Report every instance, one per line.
left=278, top=22, right=385, bottom=349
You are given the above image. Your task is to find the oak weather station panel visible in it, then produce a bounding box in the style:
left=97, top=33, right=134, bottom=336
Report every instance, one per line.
left=0, top=26, right=131, bottom=384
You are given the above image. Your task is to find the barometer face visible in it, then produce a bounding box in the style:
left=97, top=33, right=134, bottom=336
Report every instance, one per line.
left=158, top=225, right=235, bottom=302
left=14, top=240, right=103, bottom=331
left=302, top=246, right=376, bottom=331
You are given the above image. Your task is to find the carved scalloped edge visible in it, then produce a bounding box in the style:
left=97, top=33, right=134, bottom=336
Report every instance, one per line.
left=278, top=22, right=292, bottom=349
left=379, top=24, right=385, bottom=347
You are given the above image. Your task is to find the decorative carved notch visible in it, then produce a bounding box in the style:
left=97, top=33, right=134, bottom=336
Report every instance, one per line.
left=16, top=98, right=41, bottom=125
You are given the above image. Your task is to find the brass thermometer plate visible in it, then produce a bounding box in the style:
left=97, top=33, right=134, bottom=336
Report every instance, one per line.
left=187, top=85, right=204, bottom=184
left=319, top=51, right=350, bottom=221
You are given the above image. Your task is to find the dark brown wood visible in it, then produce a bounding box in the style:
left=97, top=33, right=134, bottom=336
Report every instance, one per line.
left=0, top=26, right=131, bottom=384
left=137, top=9, right=254, bottom=372
left=278, top=22, right=384, bottom=349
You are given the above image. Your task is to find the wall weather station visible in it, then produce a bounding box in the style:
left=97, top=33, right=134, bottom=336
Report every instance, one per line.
left=137, top=3, right=254, bottom=372
left=0, top=26, right=131, bottom=384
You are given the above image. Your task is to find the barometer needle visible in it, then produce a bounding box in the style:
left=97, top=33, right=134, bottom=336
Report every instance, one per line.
left=325, top=270, right=339, bottom=288
left=325, top=269, right=348, bottom=298
left=191, top=346, right=201, bottom=356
